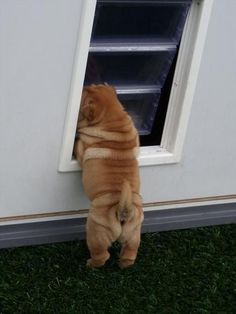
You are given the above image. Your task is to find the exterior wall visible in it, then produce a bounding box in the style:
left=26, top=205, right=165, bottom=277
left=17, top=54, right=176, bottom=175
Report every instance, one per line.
left=0, top=0, right=236, bottom=221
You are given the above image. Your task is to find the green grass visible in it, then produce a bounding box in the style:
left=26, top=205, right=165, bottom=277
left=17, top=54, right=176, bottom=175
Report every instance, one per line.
left=0, top=224, right=236, bottom=314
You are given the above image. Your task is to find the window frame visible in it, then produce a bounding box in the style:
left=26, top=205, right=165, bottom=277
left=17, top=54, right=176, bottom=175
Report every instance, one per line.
left=58, top=0, right=213, bottom=172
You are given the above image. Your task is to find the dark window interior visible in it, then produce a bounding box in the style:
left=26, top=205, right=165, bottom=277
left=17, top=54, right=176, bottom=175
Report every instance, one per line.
left=81, top=0, right=191, bottom=146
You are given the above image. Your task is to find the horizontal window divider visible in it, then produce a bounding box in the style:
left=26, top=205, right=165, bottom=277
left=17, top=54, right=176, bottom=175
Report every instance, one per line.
left=98, top=0, right=191, bottom=4
left=115, top=85, right=161, bottom=94
left=89, top=42, right=177, bottom=53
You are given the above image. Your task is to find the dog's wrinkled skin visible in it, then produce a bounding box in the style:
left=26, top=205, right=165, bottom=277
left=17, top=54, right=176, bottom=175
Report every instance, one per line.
left=74, top=84, right=143, bottom=268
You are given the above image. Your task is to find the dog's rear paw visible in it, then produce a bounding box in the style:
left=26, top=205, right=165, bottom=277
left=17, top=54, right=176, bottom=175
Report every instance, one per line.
left=119, top=259, right=135, bottom=269
left=86, top=258, right=105, bottom=268
left=86, top=259, right=94, bottom=268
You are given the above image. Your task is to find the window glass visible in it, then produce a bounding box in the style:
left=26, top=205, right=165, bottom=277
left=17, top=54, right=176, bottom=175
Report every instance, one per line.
left=85, top=51, right=175, bottom=87
left=92, top=1, right=190, bottom=44
left=118, top=92, right=161, bottom=135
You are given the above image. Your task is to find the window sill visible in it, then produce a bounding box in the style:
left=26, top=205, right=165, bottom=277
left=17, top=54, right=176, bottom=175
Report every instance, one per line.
left=63, top=146, right=177, bottom=172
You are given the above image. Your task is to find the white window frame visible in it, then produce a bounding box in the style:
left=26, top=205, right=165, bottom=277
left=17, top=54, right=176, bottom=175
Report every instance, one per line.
left=58, top=0, right=213, bottom=172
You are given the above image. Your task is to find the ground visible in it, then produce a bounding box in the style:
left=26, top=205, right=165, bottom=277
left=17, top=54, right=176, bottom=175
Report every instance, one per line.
left=0, top=224, right=235, bottom=313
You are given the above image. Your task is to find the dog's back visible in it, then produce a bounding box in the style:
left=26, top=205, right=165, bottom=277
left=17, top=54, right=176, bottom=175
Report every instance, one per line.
left=75, top=84, right=143, bottom=268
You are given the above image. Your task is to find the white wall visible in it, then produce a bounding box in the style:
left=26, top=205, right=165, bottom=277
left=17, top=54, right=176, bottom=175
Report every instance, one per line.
left=0, top=0, right=236, bottom=220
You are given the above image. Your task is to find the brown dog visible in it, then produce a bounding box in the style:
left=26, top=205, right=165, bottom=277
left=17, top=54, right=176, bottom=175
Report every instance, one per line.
left=74, top=84, right=143, bottom=268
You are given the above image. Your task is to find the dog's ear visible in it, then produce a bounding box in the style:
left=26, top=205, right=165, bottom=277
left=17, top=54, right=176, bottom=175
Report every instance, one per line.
left=81, top=99, right=96, bottom=122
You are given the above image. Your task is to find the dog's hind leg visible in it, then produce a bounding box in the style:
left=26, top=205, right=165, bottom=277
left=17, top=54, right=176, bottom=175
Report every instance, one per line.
left=86, top=216, right=112, bottom=268
left=119, top=224, right=141, bottom=269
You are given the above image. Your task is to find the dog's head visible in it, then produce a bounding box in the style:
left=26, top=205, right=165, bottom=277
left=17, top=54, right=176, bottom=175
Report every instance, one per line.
left=77, top=84, right=125, bottom=129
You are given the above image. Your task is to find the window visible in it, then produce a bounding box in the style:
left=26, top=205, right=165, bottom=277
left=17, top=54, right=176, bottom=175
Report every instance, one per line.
left=84, top=0, right=191, bottom=144
left=59, top=0, right=213, bottom=172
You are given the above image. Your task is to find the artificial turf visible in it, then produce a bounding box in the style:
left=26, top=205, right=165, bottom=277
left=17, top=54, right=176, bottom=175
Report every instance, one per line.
left=0, top=224, right=236, bottom=314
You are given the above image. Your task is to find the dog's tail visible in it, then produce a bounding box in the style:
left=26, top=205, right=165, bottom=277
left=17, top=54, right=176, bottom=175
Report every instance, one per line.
left=116, top=180, right=134, bottom=223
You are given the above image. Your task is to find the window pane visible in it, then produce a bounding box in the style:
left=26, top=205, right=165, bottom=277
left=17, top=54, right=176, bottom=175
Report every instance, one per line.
left=118, top=92, right=161, bottom=135
left=92, top=1, right=191, bottom=44
left=84, top=50, right=175, bottom=86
